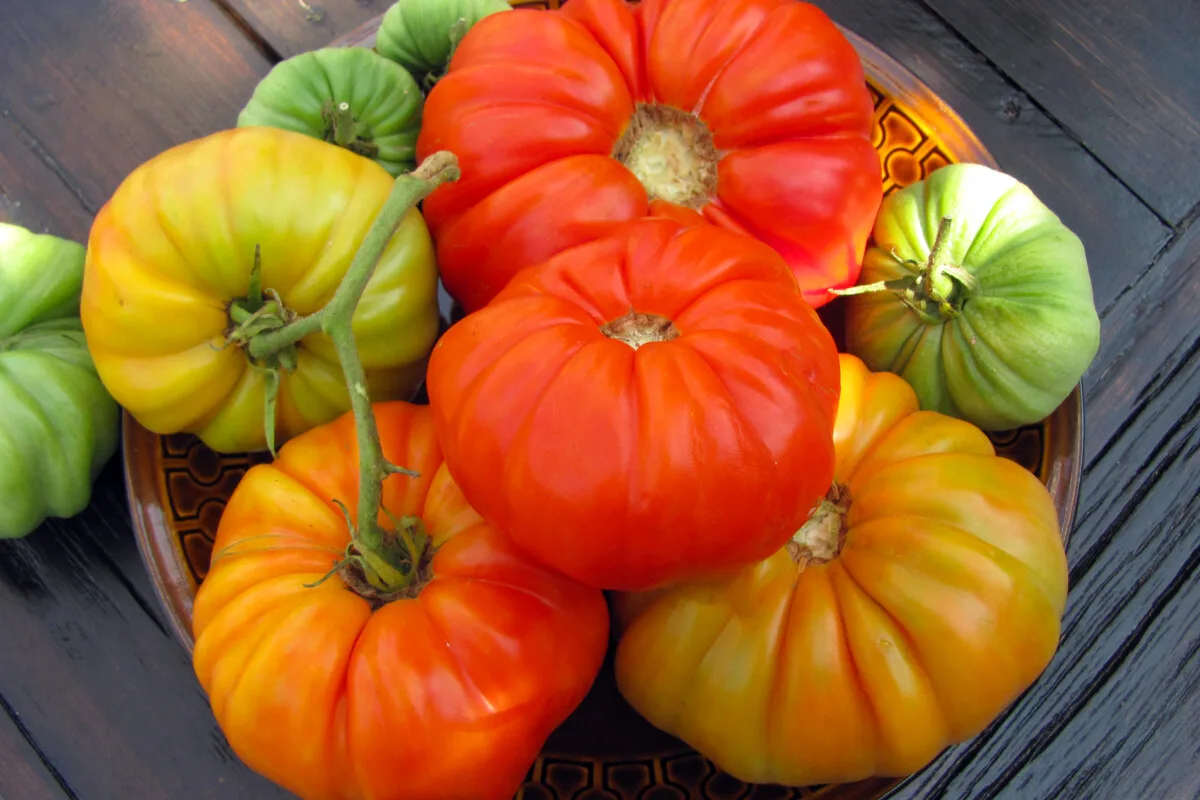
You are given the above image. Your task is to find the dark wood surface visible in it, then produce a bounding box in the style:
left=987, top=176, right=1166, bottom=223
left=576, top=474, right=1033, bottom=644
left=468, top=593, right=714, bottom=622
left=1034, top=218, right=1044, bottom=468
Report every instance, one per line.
left=0, top=0, right=1196, bottom=799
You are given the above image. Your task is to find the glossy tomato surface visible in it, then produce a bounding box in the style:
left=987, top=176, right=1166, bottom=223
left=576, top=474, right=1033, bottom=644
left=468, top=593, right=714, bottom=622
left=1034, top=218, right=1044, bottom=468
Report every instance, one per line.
left=191, top=402, right=609, bottom=800
left=82, top=127, right=441, bottom=454
left=417, top=0, right=882, bottom=311
left=425, top=218, right=841, bottom=591
left=613, top=354, right=1069, bottom=787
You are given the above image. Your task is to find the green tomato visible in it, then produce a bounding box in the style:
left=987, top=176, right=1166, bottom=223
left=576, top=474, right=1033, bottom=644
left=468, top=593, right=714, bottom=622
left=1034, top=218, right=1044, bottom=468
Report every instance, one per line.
left=0, top=223, right=119, bottom=539
left=237, top=46, right=424, bottom=176
left=842, top=162, right=1101, bottom=431
left=376, top=0, right=511, bottom=89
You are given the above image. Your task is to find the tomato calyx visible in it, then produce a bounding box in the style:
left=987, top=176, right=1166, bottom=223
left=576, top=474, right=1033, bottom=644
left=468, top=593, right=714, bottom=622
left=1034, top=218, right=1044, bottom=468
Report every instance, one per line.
left=613, top=104, right=720, bottom=210
left=788, top=482, right=849, bottom=568
left=322, top=100, right=381, bottom=160
left=309, top=510, right=436, bottom=607
left=600, top=309, right=680, bottom=350
left=832, top=215, right=980, bottom=324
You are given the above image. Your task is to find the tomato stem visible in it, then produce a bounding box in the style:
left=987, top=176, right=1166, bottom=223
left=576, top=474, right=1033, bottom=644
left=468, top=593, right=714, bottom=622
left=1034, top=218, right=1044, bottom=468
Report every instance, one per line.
left=245, top=151, right=460, bottom=591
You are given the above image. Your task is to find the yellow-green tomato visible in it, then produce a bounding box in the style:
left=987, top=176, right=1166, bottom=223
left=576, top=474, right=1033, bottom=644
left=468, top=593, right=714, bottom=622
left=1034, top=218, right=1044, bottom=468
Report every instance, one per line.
left=81, top=127, right=440, bottom=454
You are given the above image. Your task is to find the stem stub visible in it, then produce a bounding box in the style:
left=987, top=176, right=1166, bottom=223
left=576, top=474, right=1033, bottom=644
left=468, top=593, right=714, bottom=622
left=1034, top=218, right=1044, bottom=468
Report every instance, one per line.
left=788, top=483, right=849, bottom=568
left=613, top=104, right=720, bottom=210
left=600, top=310, right=680, bottom=350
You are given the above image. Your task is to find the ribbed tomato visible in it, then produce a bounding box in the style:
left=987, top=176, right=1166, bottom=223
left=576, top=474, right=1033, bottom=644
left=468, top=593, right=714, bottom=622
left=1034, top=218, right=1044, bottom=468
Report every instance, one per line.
left=416, top=0, right=883, bottom=312
left=192, top=402, right=609, bottom=800
left=612, top=353, right=1069, bottom=787
left=425, top=218, right=841, bottom=591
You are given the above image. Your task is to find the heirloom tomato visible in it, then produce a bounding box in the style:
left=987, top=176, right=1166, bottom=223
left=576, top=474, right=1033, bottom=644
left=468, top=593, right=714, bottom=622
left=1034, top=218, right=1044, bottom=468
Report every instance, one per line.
left=842, top=162, right=1101, bottom=430
left=192, top=401, right=609, bottom=800
left=613, top=353, right=1069, bottom=787
left=425, top=218, right=841, bottom=592
left=0, top=223, right=119, bottom=539
left=416, top=0, right=883, bottom=312
left=376, top=0, right=512, bottom=89
left=238, top=47, right=425, bottom=176
left=81, top=127, right=441, bottom=454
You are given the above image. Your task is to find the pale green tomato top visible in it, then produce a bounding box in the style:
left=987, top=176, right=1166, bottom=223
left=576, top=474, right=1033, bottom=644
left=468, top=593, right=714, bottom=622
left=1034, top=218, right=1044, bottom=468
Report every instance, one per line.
left=0, top=223, right=119, bottom=538
left=238, top=47, right=424, bottom=176
left=376, top=0, right=511, bottom=88
left=844, top=163, right=1101, bottom=431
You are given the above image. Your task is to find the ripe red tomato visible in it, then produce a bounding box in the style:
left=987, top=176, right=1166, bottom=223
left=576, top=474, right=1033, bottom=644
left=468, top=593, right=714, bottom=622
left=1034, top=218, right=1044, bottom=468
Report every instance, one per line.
left=192, top=402, right=610, bottom=800
left=425, top=218, right=841, bottom=591
left=417, top=0, right=883, bottom=312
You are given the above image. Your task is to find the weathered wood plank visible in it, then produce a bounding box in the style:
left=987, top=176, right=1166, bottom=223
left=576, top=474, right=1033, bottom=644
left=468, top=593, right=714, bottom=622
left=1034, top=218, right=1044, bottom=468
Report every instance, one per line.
left=0, top=698, right=70, bottom=800
left=810, top=0, right=1171, bottom=315
left=0, top=108, right=93, bottom=243
left=0, top=464, right=292, bottom=800
left=217, top=0, right=385, bottom=60
left=888, top=222, right=1200, bottom=798
left=923, top=0, right=1200, bottom=226
left=0, top=0, right=271, bottom=217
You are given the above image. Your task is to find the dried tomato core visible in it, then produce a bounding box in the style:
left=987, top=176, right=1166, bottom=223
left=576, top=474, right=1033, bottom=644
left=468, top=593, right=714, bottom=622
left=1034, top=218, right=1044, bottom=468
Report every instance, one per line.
left=788, top=483, right=849, bottom=567
left=600, top=310, right=680, bottom=350
left=612, top=104, right=720, bottom=210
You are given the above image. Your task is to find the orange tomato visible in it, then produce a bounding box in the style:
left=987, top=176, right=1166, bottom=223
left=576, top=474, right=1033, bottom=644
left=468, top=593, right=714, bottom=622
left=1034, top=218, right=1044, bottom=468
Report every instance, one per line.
left=612, top=353, right=1069, bottom=787
left=192, top=402, right=610, bottom=800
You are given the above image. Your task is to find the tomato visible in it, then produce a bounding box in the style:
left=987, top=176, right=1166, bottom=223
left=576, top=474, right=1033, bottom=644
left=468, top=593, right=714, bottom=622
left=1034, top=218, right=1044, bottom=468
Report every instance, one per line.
left=192, top=401, right=609, bottom=800
left=842, top=162, right=1101, bottom=430
left=81, top=127, right=441, bottom=454
left=0, top=223, right=119, bottom=538
left=376, top=0, right=512, bottom=89
left=612, top=353, right=1069, bottom=787
left=416, top=0, right=883, bottom=312
left=238, top=47, right=425, bottom=177
left=425, top=218, right=841, bottom=592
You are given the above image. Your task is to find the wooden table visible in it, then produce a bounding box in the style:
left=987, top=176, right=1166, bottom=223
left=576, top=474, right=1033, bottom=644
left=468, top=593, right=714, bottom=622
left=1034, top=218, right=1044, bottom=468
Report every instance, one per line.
left=1, top=0, right=1197, bottom=798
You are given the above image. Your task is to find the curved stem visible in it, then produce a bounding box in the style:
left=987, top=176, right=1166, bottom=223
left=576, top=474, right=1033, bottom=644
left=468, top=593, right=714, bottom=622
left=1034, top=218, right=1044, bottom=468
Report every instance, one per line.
left=252, top=151, right=461, bottom=589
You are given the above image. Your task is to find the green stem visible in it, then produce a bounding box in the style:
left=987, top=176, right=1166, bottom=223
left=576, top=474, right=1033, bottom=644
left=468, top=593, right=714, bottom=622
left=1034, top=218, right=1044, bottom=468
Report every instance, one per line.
left=330, top=102, right=358, bottom=148
left=251, top=151, right=461, bottom=590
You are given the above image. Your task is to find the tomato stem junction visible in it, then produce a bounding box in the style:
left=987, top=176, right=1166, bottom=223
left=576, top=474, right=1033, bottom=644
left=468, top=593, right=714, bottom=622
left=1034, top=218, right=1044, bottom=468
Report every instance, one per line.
left=831, top=215, right=980, bottom=324
left=600, top=310, right=680, bottom=350
left=230, top=151, right=462, bottom=593
left=613, top=104, right=720, bottom=210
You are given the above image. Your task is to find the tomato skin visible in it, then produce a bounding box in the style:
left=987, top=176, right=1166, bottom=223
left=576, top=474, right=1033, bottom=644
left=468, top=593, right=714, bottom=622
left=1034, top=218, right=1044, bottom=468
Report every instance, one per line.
left=191, top=402, right=609, bottom=800
left=417, top=0, right=882, bottom=312
left=81, top=127, right=441, bottom=454
left=425, top=218, right=841, bottom=592
left=612, top=353, right=1069, bottom=787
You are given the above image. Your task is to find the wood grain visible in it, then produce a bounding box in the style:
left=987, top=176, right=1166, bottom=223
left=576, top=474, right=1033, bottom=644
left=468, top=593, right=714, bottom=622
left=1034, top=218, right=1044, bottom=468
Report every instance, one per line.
left=216, top=0, right=386, bottom=60
left=0, top=108, right=93, bottom=243
left=0, top=464, right=293, bottom=800
left=0, top=0, right=271, bottom=222
left=809, top=0, right=1171, bottom=315
left=889, top=222, right=1200, bottom=799
left=0, top=697, right=70, bottom=800
left=923, top=0, right=1200, bottom=226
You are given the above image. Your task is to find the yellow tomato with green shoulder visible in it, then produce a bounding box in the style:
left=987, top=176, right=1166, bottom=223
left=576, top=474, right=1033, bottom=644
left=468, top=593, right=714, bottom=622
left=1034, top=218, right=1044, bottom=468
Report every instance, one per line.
left=81, top=126, right=440, bottom=454
left=612, top=353, right=1069, bottom=787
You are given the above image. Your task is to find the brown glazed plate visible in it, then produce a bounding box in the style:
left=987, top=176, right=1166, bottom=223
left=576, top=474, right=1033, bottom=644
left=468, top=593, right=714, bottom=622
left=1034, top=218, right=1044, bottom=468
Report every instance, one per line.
left=125, top=5, right=1084, bottom=799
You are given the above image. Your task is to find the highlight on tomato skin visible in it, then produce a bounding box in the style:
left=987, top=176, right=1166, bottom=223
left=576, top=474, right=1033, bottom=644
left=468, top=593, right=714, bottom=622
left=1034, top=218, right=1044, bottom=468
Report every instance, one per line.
left=610, top=353, right=1070, bottom=788
left=190, top=401, right=611, bottom=800
left=416, top=0, right=884, bottom=313
left=425, top=216, right=843, bottom=593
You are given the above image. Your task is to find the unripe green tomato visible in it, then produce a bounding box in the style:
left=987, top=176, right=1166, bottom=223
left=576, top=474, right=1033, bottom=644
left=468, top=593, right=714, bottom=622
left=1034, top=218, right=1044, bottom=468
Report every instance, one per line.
left=843, top=162, right=1101, bottom=431
left=0, top=223, right=119, bottom=539
left=238, top=47, right=424, bottom=176
left=376, top=0, right=511, bottom=88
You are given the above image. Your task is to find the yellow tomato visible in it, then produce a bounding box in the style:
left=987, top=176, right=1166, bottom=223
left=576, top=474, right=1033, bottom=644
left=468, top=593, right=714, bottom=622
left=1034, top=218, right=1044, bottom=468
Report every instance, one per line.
left=612, top=353, right=1069, bottom=787
left=81, top=127, right=440, bottom=454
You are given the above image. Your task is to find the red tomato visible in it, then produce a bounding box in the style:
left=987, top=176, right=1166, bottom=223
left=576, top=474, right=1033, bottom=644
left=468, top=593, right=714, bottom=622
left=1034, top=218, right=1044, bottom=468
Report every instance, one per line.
left=192, top=402, right=610, bottom=800
left=417, top=0, right=883, bottom=312
left=425, top=218, right=841, bottom=591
